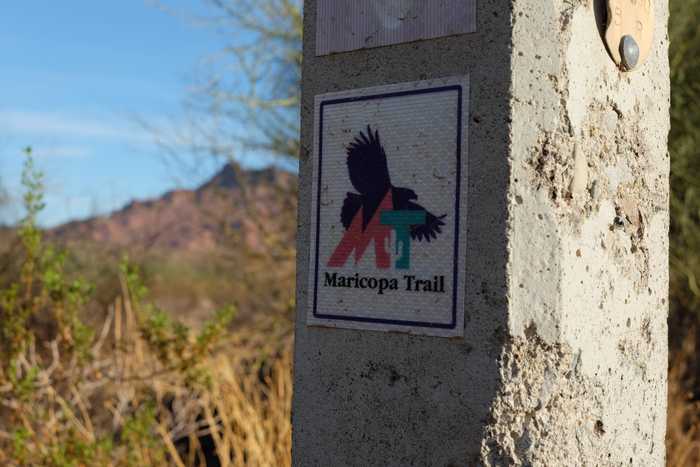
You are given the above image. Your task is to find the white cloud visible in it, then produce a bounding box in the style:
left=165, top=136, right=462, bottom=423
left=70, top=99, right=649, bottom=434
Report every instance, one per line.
left=0, top=110, right=151, bottom=144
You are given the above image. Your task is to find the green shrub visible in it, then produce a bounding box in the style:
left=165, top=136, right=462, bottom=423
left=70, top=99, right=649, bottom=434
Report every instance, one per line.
left=0, top=148, right=235, bottom=466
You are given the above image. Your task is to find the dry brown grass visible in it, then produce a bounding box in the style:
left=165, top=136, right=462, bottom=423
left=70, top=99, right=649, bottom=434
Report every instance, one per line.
left=113, top=306, right=294, bottom=467
left=0, top=286, right=293, bottom=467
left=668, top=328, right=700, bottom=467
left=196, top=332, right=292, bottom=467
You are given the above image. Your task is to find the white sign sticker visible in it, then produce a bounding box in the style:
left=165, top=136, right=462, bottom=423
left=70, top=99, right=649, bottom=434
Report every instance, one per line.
left=308, top=77, right=469, bottom=337
left=316, top=0, right=477, bottom=56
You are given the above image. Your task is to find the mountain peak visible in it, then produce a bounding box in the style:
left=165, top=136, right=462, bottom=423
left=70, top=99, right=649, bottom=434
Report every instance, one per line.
left=50, top=164, right=297, bottom=253
left=197, top=163, right=290, bottom=193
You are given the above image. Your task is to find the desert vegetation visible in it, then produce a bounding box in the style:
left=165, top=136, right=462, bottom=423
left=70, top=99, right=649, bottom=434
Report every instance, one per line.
left=0, top=150, right=293, bottom=466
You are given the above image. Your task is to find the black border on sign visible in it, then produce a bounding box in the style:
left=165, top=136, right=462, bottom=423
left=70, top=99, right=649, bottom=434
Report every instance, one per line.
left=313, top=84, right=463, bottom=330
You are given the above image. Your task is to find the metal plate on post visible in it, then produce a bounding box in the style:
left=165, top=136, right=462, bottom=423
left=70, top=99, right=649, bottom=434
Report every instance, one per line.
left=605, top=0, right=654, bottom=70
left=316, top=0, right=477, bottom=56
left=307, top=77, right=469, bottom=338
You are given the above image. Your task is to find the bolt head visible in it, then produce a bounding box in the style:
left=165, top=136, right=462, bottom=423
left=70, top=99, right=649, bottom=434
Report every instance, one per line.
left=619, top=35, right=640, bottom=71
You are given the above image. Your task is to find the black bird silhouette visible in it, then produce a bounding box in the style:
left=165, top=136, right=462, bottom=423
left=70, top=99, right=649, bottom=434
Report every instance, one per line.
left=340, top=125, right=446, bottom=242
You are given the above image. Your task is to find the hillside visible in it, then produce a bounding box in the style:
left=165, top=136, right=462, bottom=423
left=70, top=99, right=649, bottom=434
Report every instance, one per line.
left=23, top=164, right=300, bottom=325
left=50, top=164, right=297, bottom=254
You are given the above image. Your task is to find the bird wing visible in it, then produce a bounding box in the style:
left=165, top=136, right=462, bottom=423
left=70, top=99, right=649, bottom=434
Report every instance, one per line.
left=391, top=186, right=417, bottom=206
left=405, top=201, right=446, bottom=243
left=346, top=125, right=391, bottom=195
left=340, top=192, right=363, bottom=230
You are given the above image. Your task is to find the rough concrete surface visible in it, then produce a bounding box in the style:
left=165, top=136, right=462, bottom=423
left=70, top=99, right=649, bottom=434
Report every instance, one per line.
left=293, top=1, right=669, bottom=465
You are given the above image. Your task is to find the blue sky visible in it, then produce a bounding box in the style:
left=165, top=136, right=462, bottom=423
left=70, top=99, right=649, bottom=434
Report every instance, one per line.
left=0, top=1, right=254, bottom=226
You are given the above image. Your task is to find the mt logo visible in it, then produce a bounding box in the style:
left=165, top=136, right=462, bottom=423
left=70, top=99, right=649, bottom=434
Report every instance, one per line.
left=328, top=126, right=446, bottom=270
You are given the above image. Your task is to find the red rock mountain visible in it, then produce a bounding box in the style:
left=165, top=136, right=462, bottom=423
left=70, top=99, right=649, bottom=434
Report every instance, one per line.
left=50, top=164, right=297, bottom=254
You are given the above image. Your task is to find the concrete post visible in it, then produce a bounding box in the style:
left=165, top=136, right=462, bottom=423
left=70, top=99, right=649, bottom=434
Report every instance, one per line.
left=293, top=1, right=669, bottom=465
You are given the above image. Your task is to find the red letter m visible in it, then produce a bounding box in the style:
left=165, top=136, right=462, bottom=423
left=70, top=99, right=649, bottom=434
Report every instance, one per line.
left=327, top=192, right=393, bottom=269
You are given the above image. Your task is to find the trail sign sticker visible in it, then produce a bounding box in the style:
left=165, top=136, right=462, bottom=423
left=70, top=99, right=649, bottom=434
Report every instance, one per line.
left=308, top=77, right=468, bottom=337
left=316, top=0, right=477, bottom=56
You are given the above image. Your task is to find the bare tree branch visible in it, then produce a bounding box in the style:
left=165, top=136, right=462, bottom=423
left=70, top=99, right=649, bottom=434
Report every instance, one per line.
left=149, top=0, right=302, bottom=165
